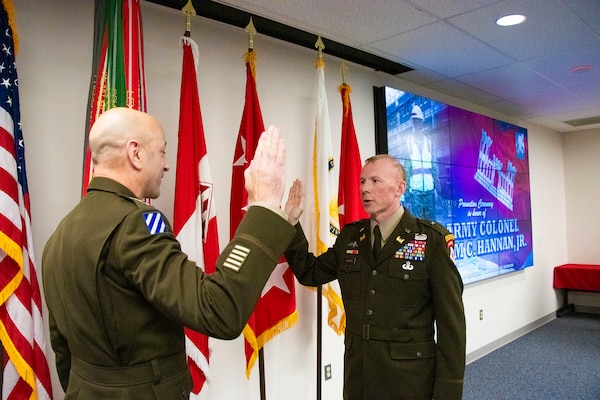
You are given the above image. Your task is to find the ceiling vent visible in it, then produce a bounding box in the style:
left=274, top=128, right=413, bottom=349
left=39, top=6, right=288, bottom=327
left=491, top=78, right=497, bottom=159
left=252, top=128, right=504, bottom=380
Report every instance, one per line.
left=563, top=116, right=600, bottom=127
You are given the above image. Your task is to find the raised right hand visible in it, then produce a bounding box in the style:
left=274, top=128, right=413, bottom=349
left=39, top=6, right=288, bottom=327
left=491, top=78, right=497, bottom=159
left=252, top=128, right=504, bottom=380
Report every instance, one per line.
left=284, top=179, right=304, bottom=225
left=244, top=126, right=286, bottom=209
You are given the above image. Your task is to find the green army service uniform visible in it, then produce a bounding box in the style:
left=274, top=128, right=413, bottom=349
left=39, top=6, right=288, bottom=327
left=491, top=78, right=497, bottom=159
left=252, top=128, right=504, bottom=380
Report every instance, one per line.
left=42, top=177, right=295, bottom=399
left=284, top=209, right=465, bottom=400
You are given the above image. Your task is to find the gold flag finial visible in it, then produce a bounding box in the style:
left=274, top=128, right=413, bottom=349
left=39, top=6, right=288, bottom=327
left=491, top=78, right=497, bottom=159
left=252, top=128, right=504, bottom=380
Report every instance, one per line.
left=315, top=36, right=325, bottom=59
left=339, top=61, right=348, bottom=84
left=245, top=17, right=257, bottom=51
left=182, top=0, right=196, bottom=37
left=315, top=36, right=325, bottom=68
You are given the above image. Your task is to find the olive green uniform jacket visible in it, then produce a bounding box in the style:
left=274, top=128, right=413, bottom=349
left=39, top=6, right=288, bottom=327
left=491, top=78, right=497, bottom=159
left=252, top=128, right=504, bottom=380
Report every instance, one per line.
left=42, top=177, right=294, bottom=399
left=284, top=209, right=465, bottom=400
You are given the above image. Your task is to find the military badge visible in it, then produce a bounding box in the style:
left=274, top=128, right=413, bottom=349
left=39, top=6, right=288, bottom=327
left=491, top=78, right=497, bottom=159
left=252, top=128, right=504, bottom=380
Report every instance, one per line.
left=393, top=240, right=426, bottom=261
left=142, top=212, right=167, bottom=234
left=402, top=261, right=414, bottom=270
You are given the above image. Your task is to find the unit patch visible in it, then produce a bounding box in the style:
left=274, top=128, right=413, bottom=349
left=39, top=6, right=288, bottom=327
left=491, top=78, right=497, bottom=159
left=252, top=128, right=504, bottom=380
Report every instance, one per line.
left=143, top=212, right=167, bottom=234
left=223, top=244, right=251, bottom=272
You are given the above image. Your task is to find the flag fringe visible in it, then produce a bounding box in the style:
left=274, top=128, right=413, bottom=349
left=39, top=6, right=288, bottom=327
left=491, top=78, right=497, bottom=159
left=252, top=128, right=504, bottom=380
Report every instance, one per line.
left=324, top=284, right=346, bottom=335
left=244, top=50, right=257, bottom=79
left=243, top=310, right=299, bottom=379
left=0, top=319, right=38, bottom=397
left=181, top=35, right=200, bottom=71
left=185, top=336, right=212, bottom=385
left=2, top=0, right=18, bottom=55
left=338, top=83, right=352, bottom=118
left=0, top=237, right=23, bottom=305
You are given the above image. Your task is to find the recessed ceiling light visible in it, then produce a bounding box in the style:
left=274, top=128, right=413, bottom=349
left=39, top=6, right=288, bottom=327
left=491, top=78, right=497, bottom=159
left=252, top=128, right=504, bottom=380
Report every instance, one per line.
left=496, top=14, right=527, bottom=27
left=571, top=65, right=593, bottom=73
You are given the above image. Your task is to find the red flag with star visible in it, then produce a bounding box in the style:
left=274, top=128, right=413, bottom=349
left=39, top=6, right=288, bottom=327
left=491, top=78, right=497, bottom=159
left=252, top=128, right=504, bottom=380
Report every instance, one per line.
left=230, top=52, right=298, bottom=378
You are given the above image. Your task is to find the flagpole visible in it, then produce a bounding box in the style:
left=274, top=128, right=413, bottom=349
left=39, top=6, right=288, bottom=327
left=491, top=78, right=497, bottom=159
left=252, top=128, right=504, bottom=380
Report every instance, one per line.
left=244, top=18, right=269, bottom=400
left=314, top=36, right=326, bottom=400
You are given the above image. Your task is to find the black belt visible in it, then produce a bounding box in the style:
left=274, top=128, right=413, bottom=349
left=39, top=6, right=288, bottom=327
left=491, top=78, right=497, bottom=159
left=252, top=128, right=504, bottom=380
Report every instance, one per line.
left=346, top=320, right=433, bottom=342
left=71, top=351, right=187, bottom=386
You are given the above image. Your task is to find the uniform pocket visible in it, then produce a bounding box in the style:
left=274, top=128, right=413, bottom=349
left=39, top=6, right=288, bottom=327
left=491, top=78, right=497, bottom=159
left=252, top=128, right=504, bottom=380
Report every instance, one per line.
left=390, top=341, right=435, bottom=360
left=387, top=259, right=427, bottom=306
left=339, top=259, right=361, bottom=300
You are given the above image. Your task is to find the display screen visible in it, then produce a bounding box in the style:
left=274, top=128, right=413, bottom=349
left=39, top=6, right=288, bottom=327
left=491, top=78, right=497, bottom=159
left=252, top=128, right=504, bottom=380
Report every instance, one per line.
left=374, top=86, right=533, bottom=284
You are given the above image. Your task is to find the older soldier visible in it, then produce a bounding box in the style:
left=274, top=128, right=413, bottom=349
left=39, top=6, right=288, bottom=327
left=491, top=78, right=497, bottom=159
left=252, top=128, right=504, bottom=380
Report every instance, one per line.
left=284, top=154, right=465, bottom=400
left=42, top=107, right=294, bottom=399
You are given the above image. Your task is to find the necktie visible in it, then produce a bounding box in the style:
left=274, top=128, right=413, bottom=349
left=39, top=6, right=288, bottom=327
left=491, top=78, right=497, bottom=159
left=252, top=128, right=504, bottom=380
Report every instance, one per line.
left=373, top=225, right=382, bottom=259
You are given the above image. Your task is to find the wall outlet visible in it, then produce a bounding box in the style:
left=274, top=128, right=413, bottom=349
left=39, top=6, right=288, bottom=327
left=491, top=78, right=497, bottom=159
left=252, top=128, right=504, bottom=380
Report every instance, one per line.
left=479, top=309, right=484, bottom=320
left=324, top=364, right=332, bottom=380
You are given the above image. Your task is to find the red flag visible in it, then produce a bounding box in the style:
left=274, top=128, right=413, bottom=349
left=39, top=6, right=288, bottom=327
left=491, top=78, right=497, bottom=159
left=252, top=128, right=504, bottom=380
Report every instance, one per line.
left=230, top=52, right=298, bottom=378
left=338, top=83, right=368, bottom=226
left=0, top=1, right=53, bottom=398
left=82, top=0, right=147, bottom=196
left=173, top=36, right=219, bottom=398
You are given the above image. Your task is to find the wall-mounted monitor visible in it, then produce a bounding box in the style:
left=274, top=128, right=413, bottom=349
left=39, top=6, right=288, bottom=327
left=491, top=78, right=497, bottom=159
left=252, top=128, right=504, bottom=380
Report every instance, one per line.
left=374, top=86, right=533, bottom=284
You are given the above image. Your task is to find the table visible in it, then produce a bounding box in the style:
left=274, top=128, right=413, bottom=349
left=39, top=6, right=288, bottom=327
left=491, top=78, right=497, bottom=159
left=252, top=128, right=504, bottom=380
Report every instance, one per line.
left=553, top=264, right=600, bottom=317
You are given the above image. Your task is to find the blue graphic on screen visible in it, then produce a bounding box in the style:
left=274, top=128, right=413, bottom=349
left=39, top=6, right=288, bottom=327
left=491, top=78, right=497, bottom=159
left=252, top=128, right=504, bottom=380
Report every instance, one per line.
left=383, top=87, right=533, bottom=284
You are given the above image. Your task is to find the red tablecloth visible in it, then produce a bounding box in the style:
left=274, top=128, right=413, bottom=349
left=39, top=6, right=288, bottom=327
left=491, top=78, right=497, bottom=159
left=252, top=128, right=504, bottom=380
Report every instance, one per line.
left=553, top=264, right=600, bottom=291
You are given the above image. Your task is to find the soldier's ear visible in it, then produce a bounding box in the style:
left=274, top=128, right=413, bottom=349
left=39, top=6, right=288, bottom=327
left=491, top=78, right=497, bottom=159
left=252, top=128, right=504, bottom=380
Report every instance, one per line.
left=125, top=139, right=143, bottom=171
left=396, top=180, right=407, bottom=197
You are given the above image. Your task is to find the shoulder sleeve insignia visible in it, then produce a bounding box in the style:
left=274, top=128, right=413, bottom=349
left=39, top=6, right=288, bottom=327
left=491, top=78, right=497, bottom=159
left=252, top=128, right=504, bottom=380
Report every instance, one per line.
left=445, top=233, right=456, bottom=261
left=142, top=211, right=167, bottom=234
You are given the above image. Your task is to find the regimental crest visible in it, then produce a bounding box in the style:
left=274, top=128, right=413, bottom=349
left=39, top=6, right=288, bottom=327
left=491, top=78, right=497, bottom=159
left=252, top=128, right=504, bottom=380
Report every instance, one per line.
left=143, top=211, right=167, bottom=234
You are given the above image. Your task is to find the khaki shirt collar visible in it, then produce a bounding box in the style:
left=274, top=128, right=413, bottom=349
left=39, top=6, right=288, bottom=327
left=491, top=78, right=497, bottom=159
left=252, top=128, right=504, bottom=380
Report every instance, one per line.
left=371, top=206, right=404, bottom=246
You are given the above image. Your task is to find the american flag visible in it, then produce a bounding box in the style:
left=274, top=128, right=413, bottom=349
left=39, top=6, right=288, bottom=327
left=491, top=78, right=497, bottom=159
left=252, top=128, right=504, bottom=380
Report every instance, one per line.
left=0, top=1, right=53, bottom=399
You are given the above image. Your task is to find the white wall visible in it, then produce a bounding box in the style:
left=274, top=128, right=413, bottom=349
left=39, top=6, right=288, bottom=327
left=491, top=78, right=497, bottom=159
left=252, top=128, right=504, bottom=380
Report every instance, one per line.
left=13, top=0, right=573, bottom=398
left=562, top=128, right=600, bottom=308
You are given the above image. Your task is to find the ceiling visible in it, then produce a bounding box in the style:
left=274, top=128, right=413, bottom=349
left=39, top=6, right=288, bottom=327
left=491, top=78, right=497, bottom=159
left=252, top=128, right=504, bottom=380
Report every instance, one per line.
left=154, top=0, right=600, bottom=133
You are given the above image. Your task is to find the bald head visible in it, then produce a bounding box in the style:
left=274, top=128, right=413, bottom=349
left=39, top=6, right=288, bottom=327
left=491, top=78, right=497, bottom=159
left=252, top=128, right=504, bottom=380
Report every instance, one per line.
left=89, top=107, right=160, bottom=168
left=88, top=107, right=169, bottom=199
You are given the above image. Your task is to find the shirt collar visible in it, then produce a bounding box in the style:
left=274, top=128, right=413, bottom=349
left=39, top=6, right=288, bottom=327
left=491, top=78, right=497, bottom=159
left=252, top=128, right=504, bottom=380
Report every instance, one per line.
left=371, top=206, right=404, bottom=244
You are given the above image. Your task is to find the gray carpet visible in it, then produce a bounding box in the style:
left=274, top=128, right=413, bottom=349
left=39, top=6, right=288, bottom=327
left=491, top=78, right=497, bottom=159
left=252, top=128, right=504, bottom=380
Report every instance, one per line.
left=463, top=313, right=600, bottom=400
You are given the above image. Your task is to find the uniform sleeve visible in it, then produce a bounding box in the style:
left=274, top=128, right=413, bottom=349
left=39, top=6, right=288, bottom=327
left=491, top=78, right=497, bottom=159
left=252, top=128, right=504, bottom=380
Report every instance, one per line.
left=115, top=205, right=295, bottom=339
left=48, top=310, right=71, bottom=391
left=428, top=233, right=466, bottom=400
left=283, top=223, right=340, bottom=286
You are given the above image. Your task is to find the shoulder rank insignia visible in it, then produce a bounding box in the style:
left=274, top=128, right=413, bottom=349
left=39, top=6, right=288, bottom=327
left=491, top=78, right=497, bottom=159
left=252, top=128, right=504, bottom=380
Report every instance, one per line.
left=143, top=212, right=167, bottom=234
